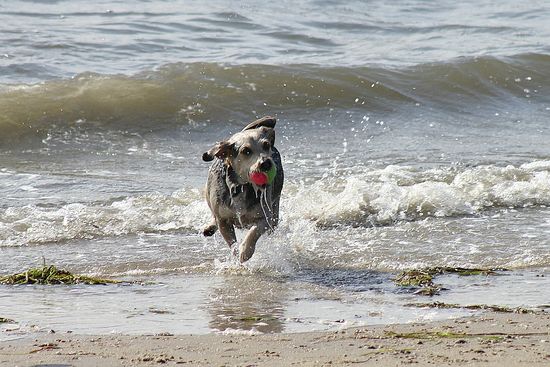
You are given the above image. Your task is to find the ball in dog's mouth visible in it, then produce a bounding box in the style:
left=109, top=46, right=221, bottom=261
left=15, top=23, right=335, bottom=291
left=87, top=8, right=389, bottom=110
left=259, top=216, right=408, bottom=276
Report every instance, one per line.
left=249, top=165, right=276, bottom=186
left=250, top=171, right=268, bottom=186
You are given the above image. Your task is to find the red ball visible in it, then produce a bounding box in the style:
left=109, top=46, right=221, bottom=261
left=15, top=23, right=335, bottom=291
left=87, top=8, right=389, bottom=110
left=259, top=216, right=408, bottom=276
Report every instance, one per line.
left=250, top=171, right=268, bottom=186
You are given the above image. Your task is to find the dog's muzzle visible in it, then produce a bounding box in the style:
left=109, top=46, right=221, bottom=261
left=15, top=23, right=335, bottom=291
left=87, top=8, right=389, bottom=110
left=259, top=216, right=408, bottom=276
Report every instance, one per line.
left=250, top=159, right=276, bottom=186
left=259, top=159, right=273, bottom=172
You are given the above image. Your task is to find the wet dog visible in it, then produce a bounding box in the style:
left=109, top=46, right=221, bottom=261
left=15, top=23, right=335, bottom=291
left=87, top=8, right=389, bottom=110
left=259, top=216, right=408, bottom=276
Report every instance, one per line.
left=202, top=116, right=284, bottom=262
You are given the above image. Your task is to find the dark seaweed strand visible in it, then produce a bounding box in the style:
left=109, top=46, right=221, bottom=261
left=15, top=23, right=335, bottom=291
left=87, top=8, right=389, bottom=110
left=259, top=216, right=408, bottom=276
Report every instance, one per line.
left=0, top=265, right=119, bottom=285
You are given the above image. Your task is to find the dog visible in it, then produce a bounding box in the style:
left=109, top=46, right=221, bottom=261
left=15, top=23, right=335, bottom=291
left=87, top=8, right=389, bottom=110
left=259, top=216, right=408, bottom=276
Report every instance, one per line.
left=202, top=116, right=284, bottom=262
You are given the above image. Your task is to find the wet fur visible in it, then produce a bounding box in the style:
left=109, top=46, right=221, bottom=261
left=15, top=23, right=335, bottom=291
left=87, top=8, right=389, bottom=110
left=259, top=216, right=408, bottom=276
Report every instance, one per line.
left=202, top=117, right=284, bottom=262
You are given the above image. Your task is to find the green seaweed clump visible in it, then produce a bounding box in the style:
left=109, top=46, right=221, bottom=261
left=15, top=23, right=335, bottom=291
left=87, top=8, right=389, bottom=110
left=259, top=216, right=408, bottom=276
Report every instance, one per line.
left=393, top=267, right=507, bottom=296
left=393, top=269, right=436, bottom=287
left=0, top=265, right=119, bottom=285
left=393, top=269, right=442, bottom=295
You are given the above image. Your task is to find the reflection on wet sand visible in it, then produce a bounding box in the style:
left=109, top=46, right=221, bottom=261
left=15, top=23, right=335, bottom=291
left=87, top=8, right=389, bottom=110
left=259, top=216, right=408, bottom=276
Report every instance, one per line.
left=206, top=275, right=288, bottom=333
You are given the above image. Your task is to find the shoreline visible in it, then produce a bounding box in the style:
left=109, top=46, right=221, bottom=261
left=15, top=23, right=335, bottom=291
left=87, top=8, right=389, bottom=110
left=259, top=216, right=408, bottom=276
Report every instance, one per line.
left=2, top=311, right=549, bottom=366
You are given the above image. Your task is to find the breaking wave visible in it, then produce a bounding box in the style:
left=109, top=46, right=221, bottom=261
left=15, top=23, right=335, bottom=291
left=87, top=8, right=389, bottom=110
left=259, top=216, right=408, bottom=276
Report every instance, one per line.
left=1, top=160, right=549, bottom=247
left=287, top=161, right=550, bottom=227
left=1, top=53, right=549, bottom=141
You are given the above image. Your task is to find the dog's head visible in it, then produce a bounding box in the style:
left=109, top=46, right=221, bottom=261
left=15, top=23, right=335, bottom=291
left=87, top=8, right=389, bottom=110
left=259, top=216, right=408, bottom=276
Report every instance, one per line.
left=203, top=116, right=277, bottom=186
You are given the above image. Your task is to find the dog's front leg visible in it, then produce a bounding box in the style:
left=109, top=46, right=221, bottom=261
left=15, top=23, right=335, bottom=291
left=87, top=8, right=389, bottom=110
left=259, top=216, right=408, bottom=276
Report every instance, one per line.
left=239, top=220, right=269, bottom=263
left=217, top=219, right=237, bottom=249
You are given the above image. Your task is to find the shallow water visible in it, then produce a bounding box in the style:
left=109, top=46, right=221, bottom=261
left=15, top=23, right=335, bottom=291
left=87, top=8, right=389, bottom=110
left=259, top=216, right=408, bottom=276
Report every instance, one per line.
left=1, top=0, right=550, bottom=338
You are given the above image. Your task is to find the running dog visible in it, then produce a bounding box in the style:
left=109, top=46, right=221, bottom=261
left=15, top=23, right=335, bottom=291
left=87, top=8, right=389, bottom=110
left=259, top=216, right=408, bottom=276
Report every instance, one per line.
left=202, top=116, right=284, bottom=262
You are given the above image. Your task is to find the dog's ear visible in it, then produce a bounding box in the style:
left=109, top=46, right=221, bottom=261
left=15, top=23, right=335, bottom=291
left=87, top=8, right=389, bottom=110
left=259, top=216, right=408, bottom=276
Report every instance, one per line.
left=202, top=141, right=235, bottom=162
left=242, top=116, right=276, bottom=131
left=264, top=126, right=275, bottom=146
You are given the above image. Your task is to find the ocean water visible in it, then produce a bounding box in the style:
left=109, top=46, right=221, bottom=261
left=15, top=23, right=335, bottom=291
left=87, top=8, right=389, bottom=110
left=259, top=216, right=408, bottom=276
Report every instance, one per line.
left=1, top=0, right=550, bottom=337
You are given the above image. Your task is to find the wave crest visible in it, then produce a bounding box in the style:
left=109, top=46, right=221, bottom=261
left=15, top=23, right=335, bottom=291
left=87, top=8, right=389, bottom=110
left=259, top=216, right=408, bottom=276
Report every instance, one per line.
left=0, top=188, right=209, bottom=247
left=1, top=53, right=549, bottom=140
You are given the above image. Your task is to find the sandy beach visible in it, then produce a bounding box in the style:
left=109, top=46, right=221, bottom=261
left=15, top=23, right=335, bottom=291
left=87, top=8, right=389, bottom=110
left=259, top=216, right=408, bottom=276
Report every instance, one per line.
left=2, top=311, right=549, bottom=366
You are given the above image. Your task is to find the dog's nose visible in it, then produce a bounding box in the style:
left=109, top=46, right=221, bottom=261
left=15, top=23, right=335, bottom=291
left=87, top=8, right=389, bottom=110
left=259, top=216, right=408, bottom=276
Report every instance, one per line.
left=260, top=159, right=272, bottom=171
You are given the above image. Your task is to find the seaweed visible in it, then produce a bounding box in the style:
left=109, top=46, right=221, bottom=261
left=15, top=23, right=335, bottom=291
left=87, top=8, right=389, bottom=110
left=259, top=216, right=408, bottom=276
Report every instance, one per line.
left=0, top=265, right=120, bottom=285
left=393, top=267, right=507, bottom=296
left=393, top=269, right=435, bottom=287
left=0, top=317, right=15, bottom=323
left=405, top=301, right=541, bottom=314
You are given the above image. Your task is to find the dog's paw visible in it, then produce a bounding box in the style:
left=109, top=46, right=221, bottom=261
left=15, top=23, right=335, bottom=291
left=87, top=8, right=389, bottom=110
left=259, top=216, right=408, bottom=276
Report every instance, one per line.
left=239, top=242, right=256, bottom=263
left=202, top=224, right=218, bottom=237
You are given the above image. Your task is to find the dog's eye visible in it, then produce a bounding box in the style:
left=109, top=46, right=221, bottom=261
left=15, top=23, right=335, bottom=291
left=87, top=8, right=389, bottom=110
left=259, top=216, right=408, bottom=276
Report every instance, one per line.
left=241, top=147, right=252, bottom=156
left=262, top=141, right=271, bottom=151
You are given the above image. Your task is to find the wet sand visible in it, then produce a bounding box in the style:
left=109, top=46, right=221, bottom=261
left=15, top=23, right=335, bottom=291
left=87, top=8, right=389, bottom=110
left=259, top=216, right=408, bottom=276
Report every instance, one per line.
left=2, top=311, right=549, bottom=366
